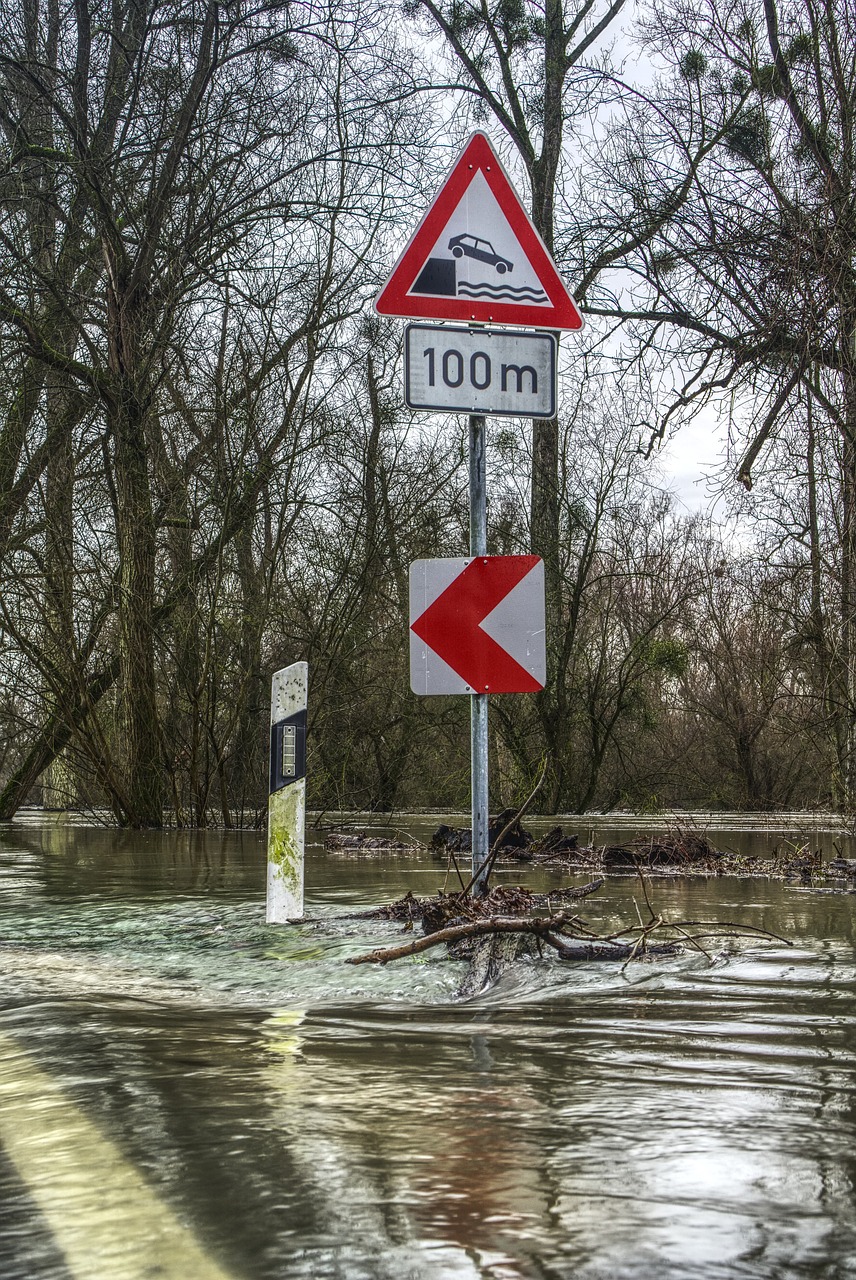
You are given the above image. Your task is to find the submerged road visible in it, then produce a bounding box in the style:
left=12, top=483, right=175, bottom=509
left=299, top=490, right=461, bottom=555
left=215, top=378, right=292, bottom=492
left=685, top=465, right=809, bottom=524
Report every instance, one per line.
left=0, top=1031, right=235, bottom=1280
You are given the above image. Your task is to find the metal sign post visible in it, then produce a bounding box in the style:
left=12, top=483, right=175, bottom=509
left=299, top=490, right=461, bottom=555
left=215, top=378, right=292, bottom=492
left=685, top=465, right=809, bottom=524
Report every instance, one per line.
left=377, top=129, right=583, bottom=898
left=267, top=662, right=307, bottom=923
left=469, top=415, right=489, bottom=895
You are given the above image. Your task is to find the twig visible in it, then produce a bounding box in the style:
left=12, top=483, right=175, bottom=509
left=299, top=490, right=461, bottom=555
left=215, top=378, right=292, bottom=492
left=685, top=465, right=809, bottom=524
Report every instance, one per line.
left=667, top=919, right=793, bottom=946
left=671, top=929, right=792, bottom=946
left=621, top=916, right=664, bottom=972
left=442, top=845, right=467, bottom=894
left=670, top=921, right=715, bottom=962
left=635, top=866, right=657, bottom=922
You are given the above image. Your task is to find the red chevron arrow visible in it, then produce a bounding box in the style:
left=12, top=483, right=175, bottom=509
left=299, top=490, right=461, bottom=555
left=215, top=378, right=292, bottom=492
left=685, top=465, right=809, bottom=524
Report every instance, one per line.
left=410, top=555, right=543, bottom=693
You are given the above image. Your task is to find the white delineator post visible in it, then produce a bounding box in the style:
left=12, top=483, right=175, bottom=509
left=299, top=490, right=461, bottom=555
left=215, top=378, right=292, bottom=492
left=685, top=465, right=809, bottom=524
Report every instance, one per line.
left=266, top=662, right=307, bottom=923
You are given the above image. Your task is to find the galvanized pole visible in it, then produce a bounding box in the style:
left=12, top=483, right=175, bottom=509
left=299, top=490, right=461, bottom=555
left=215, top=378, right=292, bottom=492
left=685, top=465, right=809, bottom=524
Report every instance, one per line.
left=469, top=414, right=489, bottom=896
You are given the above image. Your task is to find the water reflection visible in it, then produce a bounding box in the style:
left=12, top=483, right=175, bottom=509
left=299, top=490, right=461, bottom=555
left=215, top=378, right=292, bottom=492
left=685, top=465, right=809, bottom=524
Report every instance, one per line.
left=0, top=821, right=265, bottom=896
left=0, top=820, right=855, bottom=1277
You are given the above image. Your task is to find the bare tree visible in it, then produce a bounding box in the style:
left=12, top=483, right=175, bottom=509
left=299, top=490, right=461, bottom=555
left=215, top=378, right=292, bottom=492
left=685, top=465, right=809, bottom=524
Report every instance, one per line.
left=0, top=0, right=426, bottom=823
left=581, top=0, right=856, bottom=802
left=404, top=0, right=628, bottom=618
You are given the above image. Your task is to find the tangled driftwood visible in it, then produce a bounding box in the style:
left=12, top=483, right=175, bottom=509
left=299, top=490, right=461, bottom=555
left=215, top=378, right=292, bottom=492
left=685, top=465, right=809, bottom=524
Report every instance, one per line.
left=326, top=830, right=421, bottom=853
left=429, top=821, right=729, bottom=868
left=429, top=823, right=842, bottom=884
left=332, top=787, right=795, bottom=994
left=346, top=874, right=790, bottom=978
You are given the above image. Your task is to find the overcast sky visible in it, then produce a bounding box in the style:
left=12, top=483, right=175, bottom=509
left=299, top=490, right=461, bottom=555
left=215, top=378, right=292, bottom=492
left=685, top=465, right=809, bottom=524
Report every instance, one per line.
left=656, top=410, right=730, bottom=514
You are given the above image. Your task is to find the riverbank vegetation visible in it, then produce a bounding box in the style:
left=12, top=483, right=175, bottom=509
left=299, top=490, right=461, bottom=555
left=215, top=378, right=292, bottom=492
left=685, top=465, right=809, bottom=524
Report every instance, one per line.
left=0, top=0, right=853, bottom=825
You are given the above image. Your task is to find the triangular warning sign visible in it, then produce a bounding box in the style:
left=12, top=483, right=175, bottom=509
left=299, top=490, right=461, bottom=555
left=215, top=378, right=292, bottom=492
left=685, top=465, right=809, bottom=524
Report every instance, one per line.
left=375, top=133, right=583, bottom=331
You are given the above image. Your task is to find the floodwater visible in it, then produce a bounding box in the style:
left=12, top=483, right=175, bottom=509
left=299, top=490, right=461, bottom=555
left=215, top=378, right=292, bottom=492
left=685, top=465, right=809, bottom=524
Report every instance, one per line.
left=1, top=815, right=856, bottom=1280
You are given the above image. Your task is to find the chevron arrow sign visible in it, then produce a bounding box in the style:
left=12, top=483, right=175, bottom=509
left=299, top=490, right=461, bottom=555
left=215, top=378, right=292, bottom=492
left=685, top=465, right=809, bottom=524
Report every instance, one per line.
left=409, top=556, right=546, bottom=695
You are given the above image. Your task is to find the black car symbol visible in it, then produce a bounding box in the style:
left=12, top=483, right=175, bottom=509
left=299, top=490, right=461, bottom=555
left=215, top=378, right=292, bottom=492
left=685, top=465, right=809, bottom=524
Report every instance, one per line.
left=448, top=234, right=513, bottom=274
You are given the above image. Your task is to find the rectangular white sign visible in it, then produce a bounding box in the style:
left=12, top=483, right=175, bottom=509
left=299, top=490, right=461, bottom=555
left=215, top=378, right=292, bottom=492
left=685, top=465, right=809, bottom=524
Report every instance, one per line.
left=404, top=324, right=557, bottom=419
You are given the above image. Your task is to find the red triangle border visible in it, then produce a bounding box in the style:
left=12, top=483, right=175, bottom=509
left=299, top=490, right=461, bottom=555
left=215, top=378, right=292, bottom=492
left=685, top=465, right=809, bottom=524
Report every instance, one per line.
left=375, top=133, right=583, bottom=332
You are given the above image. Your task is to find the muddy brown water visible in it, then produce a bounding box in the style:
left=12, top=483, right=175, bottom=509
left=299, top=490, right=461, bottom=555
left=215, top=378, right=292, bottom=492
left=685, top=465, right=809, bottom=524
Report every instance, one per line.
left=1, top=813, right=855, bottom=1279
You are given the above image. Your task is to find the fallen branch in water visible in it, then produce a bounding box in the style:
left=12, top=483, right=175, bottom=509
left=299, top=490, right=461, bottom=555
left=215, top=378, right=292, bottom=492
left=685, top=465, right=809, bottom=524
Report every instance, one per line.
left=346, top=870, right=793, bottom=970
left=543, top=934, right=681, bottom=961
left=347, top=910, right=584, bottom=966
left=347, top=879, right=607, bottom=965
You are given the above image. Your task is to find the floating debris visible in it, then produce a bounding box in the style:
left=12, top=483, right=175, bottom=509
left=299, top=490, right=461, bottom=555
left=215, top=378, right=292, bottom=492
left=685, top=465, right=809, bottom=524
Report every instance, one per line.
left=430, top=821, right=843, bottom=884
left=430, top=807, right=533, bottom=856
left=325, top=831, right=420, bottom=854
left=345, top=875, right=789, bottom=998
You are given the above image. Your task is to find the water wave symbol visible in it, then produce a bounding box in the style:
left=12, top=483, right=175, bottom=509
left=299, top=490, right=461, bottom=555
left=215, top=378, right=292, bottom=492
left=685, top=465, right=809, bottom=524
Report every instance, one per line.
left=457, top=279, right=548, bottom=304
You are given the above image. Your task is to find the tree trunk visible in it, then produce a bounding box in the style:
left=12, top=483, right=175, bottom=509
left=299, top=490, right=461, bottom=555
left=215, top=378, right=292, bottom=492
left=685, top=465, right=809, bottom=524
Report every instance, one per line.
left=162, top=482, right=202, bottom=826
left=112, top=386, right=163, bottom=826
left=525, top=0, right=568, bottom=804
left=806, top=395, right=838, bottom=799
left=231, top=521, right=266, bottom=824
left=839, top=354, right=856, bottom=808
left=42, top=374, right=80, bottom=809
left=528, top=0, right=564, bottom=640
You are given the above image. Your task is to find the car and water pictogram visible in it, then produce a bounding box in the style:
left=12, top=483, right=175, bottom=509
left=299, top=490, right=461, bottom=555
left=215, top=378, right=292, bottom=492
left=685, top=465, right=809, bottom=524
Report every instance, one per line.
left=448, top=234, right=514, bottom=274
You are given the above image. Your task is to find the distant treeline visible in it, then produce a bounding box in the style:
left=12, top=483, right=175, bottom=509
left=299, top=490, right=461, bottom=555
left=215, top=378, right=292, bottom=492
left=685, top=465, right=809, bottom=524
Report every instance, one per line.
left=0, top=0, right=852, bottom=822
